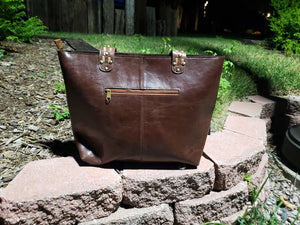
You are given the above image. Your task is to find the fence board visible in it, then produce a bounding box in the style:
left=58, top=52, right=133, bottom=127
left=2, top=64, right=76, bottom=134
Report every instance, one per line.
left=25, top=0, right=178, bottom=36
left=103, top=0, right=114, bottom=34
left=134, top=0, right=146, bottom=34
left=146, top=7, right=156, bottom=36
left=72, top=0, right=88, bottom=33
left=47, top=0, right=61, bottom=31
left=87, top=0, right=101, bottom=33
left=114, top=9, right=125, bottom=35
left=60, top=0, right=73, bottom=32
left=125, top=0, right=135, bottom=35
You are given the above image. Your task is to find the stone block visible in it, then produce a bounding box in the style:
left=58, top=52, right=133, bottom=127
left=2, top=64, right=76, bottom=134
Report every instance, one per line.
left=264, top=118, right=272, bottom=132
left=0, top=157, right=122, bottom=224
left=174, top=182, right=248, bottom=225
left=250, top=153, right=269, bottom=189
left=220, top=206, right=247, bottom=224
left=248, top=95, right=276, bottom=118
left=203, top=131, right=265, bottom=190
left=79, top=204, right=174, bottom=225
left=286, top=113, right=300, bottom=127
left=247, top=153, right=270, bottom=202
left=228, top=101, right=263, bottom=118
left=122, top=157, right=215, bottom=208
left=224, top=116, right=267, bottom=142
left=284, top=95, right=300, bottom=115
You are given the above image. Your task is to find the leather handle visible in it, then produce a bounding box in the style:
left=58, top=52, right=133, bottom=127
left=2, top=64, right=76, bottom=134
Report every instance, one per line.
left=54, top=39, right=63, bottom=50
left=99, top=46, right=116, bottom=72
left=171, top=50, right=186, bottom=74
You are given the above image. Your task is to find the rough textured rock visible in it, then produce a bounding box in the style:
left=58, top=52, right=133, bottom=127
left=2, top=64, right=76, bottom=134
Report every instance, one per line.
left=79, top=204, right=174, bottom=225
left=228, top=101, right=263, bottom=118
left=286, top=113, right=300, bottom=127
left=247, top=153, right=270, bottom=202
left=224, top=116, right=267, bottom=141
left=220, top=206, right=247, bottom=224
left=203, top=131, right=265, bottom=190
left=0, top=157, right=122, bottom=225
left=248, top=95, right=276, bottom=118
left=250, top=153, right=269, bottom=189
left=122, top=157, right=215, bottom=207
left=174, top=182, right=248, bottom=225
left=284, top=95, right=300, bottom=115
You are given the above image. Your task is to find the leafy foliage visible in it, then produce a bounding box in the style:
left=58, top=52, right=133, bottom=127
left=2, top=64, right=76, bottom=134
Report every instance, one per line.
left=0, top=0, right=47, bottom=42
left=54, top=82, right=66, bottom=94
left=269, top=0, right=300, bottom=54
left=0, top=49, right=5, bottom=60
left=205, top=50, right=234, bottom=101
left=49, top=105, right=70, bottom=121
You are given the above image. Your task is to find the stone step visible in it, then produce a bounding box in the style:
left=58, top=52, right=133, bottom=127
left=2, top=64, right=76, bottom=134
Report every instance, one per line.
left=224, top=115, right=267, bottom=142
left=174, top=182, right=248, bottom=224
left=247, top=95, right=276, bottom=118
left=228, top=101, right=263, bottom=118
left=203, top=130, right=265, bottom=190
left=0, top=157, right=122, bottom=224
left=79, top=204, right=174, bottom=225
left=122, top=157, right=215, bottom=208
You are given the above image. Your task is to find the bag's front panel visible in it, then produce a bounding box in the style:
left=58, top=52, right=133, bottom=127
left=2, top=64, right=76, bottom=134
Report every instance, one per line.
left=142, top=56, right=224, bottom=165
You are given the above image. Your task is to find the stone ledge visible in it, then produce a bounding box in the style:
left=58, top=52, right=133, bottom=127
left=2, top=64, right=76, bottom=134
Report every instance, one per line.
left=248, top=95, right=276, bottom=118
left=228, top=101, right=263, bottom=118
left=0, top=95, right=273, bottom=224
left=203, top=130, right=265, bottom=190
left=174, top=182, right=248, bottom=225
left=79, top=204, right=174, bottom=225
left=0, top=157, right=122, bottom=224
left=224, top=116, right=267, bottom=142
left=122, top=157, right=215, bottom=208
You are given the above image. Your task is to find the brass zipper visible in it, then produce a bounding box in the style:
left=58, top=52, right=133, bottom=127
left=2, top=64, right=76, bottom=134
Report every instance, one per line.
left=105, top=88, right=179, bottom=104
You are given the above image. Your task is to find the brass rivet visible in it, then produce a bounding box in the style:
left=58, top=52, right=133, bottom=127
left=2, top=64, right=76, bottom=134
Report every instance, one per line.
left=176, top=68, right=180, bottom=72
left=109, top=60, right=113, bottom=64
left=172, top=62, right=176, bottom=66
left=182, top=61, right=186, bottom=66
left=178, top=53, right=182, bottom=58
left=104, top=52, right=108, bottom=56
left=105, top=66, right=109, bottom=71
left=100, top=60, right=104, bottom=64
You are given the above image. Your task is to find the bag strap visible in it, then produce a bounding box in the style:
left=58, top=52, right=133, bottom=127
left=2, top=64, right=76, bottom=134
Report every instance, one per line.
left=54, top=39, right=64, bottom=50
left=171, top=50, right=186, bottom=74
left=99, top=46, right=116, bottom=72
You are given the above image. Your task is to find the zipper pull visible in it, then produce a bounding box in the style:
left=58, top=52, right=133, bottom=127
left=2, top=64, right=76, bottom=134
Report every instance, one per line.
left=105, top=89, right=111, bottom=104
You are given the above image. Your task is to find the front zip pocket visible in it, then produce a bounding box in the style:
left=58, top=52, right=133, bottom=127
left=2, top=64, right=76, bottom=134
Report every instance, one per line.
left=105, top=88, right=180, bottom=104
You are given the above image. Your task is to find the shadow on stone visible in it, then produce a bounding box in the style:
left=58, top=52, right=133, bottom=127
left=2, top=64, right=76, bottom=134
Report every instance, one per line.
left=268, top=96, right=290, bottom=153
left=42, top=140, right=197, bottom=170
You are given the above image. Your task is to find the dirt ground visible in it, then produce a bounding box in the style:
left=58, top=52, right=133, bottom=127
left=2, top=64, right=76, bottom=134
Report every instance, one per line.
left=0, top=39, right=74, bottom=188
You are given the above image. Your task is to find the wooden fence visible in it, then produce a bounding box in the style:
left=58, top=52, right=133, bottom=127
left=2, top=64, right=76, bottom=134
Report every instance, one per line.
left=25, top=0, right=178, bottom=36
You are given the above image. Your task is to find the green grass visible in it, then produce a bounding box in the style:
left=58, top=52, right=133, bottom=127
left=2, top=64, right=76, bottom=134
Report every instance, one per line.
left=44, top=32, right=299, bottom=130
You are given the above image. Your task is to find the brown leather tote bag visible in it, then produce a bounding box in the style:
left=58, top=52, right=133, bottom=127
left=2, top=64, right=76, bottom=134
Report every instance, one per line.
left=55, top=39, right=224, bottom=166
